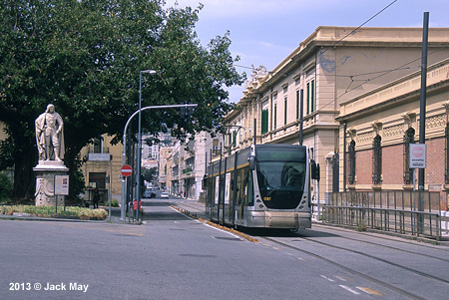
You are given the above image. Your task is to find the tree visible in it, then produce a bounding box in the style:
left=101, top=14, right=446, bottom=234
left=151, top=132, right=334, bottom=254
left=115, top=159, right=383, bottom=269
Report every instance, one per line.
left=0, top=0, right=243, bottom=201
left=142, top=167, right=158, bottom=185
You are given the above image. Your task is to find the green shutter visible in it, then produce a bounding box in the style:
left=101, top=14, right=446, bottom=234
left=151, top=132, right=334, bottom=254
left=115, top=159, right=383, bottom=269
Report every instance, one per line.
left=261, top=109, right=268, bottom=134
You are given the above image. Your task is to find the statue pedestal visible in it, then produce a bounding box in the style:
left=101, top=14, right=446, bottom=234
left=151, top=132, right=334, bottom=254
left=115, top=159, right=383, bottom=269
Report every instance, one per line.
left=33, top=161, right=69, bottom=207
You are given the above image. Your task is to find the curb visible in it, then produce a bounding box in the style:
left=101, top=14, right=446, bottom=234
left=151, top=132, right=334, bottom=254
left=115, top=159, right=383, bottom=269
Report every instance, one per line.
left=169, top=204, right=259, bottom=243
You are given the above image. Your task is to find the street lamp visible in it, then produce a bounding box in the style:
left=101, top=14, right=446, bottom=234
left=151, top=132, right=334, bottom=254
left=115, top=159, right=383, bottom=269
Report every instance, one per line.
left=136, top=69, right=156, bottom=220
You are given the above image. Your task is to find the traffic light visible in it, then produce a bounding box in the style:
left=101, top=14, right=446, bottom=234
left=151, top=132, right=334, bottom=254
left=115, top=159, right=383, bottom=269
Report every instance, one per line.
left=311, top=160, right=320, bottom=181
left=180, top=103, right=193, bottom=121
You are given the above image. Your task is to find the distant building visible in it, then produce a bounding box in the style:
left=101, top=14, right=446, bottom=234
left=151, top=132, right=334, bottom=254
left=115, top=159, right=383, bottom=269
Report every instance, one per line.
left=161, top=132, right=221, bottom=200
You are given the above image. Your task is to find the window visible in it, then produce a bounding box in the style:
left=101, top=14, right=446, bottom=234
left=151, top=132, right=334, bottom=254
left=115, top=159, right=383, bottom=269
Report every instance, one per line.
left=261, top=109, right=268, bottom=134
left=273, top=103, right=277, bottom=129
left=92, top=137, right=103, bottom=153
left=348, top=139, right=356, bottom=185
left=306, top=82, right=310, bottom=114
left=372, top=134, right=382, bottom=184
left=296, top=90, right=300, bottom=120
left=403, top=127, right=415, bottom=185
left=306, top=80, right=315, bottom=114
left=284, top=97, right=288, bottom=125
left=311, top=80, right=315, bottom=112
left=212, top=138, right=220, bottom=156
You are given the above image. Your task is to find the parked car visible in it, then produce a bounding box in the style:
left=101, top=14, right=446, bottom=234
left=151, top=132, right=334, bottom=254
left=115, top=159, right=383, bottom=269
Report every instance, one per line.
left=160, top=192, right=169, bottom=199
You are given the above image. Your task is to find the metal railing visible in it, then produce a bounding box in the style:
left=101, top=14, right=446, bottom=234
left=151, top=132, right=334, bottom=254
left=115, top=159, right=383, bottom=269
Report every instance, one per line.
left=323, top=190, right=445, bottom=240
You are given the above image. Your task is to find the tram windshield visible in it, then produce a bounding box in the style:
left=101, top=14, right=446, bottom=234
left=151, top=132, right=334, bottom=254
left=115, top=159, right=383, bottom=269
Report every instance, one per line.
left=256, top=160, right=306, bottom=209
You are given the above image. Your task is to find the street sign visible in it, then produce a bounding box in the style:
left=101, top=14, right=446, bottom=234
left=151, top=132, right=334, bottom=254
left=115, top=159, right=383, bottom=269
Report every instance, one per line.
left=54, top=174, right=69, bottom=195
left=121, top=164, right=133, bottom=177
left=410, top=144, right=426, bottom=168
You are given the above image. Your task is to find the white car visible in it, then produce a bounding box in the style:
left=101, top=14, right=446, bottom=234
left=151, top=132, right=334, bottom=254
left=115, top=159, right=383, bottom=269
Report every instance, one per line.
left=160, top=192, right=169, bottom=199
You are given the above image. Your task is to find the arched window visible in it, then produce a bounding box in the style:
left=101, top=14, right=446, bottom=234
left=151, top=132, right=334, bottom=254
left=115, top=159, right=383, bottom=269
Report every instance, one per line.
left=372, top=134, right=382, bottom=184
left=403, top=127, right=415, bottom=185
left=348, top=139, right=356, bottom=185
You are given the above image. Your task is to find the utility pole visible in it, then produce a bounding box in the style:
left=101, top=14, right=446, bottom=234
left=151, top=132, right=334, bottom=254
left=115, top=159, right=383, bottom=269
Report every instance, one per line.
left=418, top=12, right=429, bottom=192
left=418, top=12, right=429, bottom=234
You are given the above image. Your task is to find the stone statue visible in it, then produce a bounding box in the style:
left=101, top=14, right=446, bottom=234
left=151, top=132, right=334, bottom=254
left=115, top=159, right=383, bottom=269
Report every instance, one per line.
left=245, top=64, right=268, bottom=88
left=35, top=104, right=65, bottom=162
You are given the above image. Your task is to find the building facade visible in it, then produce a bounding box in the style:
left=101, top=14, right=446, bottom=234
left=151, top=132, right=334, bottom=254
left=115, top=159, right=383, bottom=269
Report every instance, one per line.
left=337, top=58, right=449, bottom=209
left=159, top=131, right=222, bottom=200
left=80, top=134, right=123, bottom=203
left=222, top=26, right=449, bottom=207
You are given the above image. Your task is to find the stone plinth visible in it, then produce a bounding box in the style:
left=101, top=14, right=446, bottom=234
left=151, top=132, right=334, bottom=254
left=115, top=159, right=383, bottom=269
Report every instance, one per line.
left=33, top=161, right=69, bottom=206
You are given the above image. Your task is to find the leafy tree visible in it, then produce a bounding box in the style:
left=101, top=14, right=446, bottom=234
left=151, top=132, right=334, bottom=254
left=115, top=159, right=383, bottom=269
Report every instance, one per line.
left=0, top=0, right=243, bottom=201
left=142, top=167, right=158, bottom=184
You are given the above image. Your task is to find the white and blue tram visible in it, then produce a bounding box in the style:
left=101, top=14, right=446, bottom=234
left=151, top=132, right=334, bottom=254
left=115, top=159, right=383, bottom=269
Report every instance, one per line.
left=204, top=144, right=313, bottom=230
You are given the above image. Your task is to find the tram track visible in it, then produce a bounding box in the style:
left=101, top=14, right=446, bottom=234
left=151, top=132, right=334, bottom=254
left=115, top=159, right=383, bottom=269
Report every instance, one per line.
left=312, top=224, right=449, bottom=253
left=299, top=229, right=449, bottom=264
left=262, top=235, right=447, bottom=300
left=299, top=235, right=449, bottom=285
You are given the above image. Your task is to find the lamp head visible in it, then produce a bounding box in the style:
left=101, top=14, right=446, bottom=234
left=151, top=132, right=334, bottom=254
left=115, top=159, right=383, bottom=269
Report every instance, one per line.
left=141, top=70, right=157, bottom=75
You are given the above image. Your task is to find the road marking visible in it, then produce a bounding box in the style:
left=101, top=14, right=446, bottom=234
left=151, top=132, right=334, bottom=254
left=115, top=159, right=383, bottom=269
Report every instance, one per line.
left=357, top=287, right=383, bottom=295
left=321, top=275, right=335, bottom=282
left=339, top=285, right=360, bottom=295
left=335, top=276, right=347, bottom=282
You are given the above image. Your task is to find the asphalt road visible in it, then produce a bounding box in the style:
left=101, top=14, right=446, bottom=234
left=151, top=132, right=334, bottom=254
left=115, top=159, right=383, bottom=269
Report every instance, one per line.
left=1, top=198, right=449, bottom=300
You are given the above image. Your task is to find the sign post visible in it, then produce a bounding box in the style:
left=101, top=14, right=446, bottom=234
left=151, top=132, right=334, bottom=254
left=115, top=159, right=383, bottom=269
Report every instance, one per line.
left=409, top=143, right=426, bottom=234
left=54, top=174, right=69, bottom=213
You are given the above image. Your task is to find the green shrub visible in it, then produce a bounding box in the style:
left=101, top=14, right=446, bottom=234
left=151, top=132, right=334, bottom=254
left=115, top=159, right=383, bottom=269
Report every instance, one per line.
left=104, top=199, right=119, bottom=207
left=0, top=205, right=107, bottom=220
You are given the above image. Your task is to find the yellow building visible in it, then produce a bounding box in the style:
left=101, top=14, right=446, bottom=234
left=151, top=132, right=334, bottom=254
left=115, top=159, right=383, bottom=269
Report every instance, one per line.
left=80, top=134, right=124, bottom=203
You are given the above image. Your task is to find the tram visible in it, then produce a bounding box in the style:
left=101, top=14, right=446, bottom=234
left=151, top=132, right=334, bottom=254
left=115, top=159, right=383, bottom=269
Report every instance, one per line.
left=204, top=144, right=314, bottom=230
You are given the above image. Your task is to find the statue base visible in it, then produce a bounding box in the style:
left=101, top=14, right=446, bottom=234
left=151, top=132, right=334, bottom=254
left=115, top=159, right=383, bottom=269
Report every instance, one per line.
left=33, top=161, right=69, bottom=207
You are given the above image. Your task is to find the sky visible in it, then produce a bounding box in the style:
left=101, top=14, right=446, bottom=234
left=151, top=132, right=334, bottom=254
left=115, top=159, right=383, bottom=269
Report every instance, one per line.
left=164, top=0, right=449, bottom=103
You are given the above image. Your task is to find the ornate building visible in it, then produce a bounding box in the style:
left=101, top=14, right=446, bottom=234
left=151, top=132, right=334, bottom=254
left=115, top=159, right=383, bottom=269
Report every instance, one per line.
left=222, top=26, right=449, bottom=207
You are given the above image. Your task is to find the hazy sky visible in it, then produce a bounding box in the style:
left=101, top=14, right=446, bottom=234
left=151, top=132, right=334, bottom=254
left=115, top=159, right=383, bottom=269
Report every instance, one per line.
left=165, top=0, right=449, bottom=103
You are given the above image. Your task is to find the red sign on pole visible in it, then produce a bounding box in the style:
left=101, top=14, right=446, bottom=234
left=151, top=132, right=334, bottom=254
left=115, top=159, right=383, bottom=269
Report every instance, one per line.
left=409, top=144, right=426, bottom=168
left=121, top=164, right=133, bottom=177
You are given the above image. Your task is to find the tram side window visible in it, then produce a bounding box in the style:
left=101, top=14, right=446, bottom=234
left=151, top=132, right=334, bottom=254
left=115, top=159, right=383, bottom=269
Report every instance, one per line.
left=236, top=170, right=242, bottom=205
left=241, top=168, right=254, bottom=206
